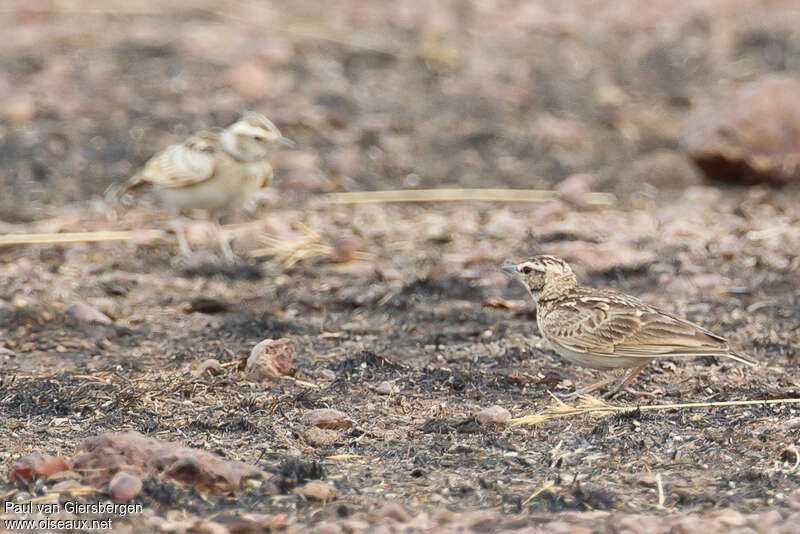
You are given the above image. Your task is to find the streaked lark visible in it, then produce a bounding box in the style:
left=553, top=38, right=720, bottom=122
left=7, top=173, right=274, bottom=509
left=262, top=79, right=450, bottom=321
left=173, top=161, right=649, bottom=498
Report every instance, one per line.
left=109, top=112, right=294, bottom=261
left=503, top=255, right=755, bottom=394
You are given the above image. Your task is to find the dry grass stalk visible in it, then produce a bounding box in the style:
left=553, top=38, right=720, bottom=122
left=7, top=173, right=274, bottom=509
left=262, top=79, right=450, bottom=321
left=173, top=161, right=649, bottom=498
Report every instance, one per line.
left=249, top=223, right=370, bottom=266
left=326, top=188, right=615, bottom=206
left=521, top=480, right=555, bottom=506
left=655, top=473, right=665, bottom=508
left=0, top=229, right=166, bottom=247
left=511, top=394, right=800, bottom=427
left=325, top=454, right=361, bottom=461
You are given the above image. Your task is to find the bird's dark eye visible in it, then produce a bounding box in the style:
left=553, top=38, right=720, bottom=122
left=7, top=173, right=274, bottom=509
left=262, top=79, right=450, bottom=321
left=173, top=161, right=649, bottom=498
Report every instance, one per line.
left=522, top=266, right=532, bottom=274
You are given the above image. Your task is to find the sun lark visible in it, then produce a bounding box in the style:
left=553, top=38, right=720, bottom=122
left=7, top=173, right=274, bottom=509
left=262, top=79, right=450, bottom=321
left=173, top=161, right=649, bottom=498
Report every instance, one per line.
left=109, top=112, right=294, bottom=261
left=503, top=255, right=755, bottom=394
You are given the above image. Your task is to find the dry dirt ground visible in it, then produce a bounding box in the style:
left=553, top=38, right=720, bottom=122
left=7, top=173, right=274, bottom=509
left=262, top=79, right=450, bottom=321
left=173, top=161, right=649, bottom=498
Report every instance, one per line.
left=1, top=1, right=800, bottom=532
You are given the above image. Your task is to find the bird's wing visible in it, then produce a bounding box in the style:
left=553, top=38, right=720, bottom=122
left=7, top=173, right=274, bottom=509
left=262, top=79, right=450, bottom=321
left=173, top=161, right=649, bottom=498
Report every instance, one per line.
left=540, top=292, right=734, bottom=359
left=137, top=131, right=219, bottom=189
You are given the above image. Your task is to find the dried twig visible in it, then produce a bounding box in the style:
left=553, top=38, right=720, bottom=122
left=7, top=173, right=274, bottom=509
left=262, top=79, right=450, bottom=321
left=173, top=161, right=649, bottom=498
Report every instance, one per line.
left=0, top=230, right=166, bottom=247
left=511, top=394, right=800, bottom=427
left=521, top=480, right=555, bottom=506
left=249, top=223, right=370, bottom=266
left=326, top=188, right=615, bottom=206
left=655, top=473, right=665, bottom=508
left=325, top=454, right=361, bottom=461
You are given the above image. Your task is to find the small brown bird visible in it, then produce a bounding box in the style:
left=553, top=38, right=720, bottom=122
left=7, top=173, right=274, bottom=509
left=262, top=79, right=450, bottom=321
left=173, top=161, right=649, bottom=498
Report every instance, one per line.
left=110, top=112, right=294, bottom=260
left=503, top=255, right=755, bottom=394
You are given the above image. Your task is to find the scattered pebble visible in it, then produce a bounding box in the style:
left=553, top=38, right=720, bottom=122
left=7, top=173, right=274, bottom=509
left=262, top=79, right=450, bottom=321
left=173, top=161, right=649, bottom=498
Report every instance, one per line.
left=9, top=453, right=70, bottom=482
left=293, top=480, right=338, bottom=501
left=109, top=471, right=143, bottom=502
left=381, top=503, right=412, bottom=523
left=682, top=74, right=800, bottom=185
left=3, top=95, right=36, bottom=122
left=476, top=405, right=511, bottom=426
left=193, top=359, right=222, bottom=378
left=301, top=409, right=353, bottom=429
left=64, top=301, right=112, bottom=324
left=227, top=59, right=271, bottom=99
left=330, top=236, right=365, bottom=263
left=375, top=380, right=399, bottom=395
left=246, top=338, right=294, bottom=380
left=301, top=427, right=340, bottom=447
left=785, top=418, right=800, bottom=430
left=313, top=521, right=344, bottom=534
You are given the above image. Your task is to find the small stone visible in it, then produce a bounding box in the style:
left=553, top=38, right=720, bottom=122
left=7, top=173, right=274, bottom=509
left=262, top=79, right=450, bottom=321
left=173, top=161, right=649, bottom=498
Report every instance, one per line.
left=109, top=471, right=143, bottom=502
left=301, top=427, right=340, bottom=447
left=193, top=359, right=222, bottom=378
left=313, top=521, right=344, bottom=534
left=785, top=417, right=800, bottom=429
left=716, top=509, right=747, bottom=527
left=301, top=409, right=353, bottom=429
left=475, top=405, right=511, bottom=425
left=3, top=96, right=36, bottom=122
left=375, top=380, right=399, bottom=395
left=682, top=74, right=800, bottom=185
left=293, top=480, right=338, bottom=501
left=381, top=503, right=412, bottom=523
left=9, top=454, right=69, bottom=482
left=227, top=59, right=271, bottom=99
left=246, top=338, right=293, bottom=380
left=64, top=301, right=112, bottom=324
left=330, top=236, right=365, bottom=263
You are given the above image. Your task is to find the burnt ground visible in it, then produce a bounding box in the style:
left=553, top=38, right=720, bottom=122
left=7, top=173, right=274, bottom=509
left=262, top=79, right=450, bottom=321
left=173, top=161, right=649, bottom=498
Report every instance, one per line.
left=1, top=1, right=800, bottom=532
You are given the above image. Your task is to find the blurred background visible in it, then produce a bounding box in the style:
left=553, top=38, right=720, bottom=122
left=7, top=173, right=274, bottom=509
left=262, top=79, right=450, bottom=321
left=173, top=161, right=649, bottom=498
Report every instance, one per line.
left=2, top=0, right=800, bottom=222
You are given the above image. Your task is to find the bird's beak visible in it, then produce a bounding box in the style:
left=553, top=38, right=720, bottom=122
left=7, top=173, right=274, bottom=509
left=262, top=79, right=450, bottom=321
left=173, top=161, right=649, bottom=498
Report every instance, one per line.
left=502, top=264, right=518, bottom=274
left=276, top=136, right=296, bottom=148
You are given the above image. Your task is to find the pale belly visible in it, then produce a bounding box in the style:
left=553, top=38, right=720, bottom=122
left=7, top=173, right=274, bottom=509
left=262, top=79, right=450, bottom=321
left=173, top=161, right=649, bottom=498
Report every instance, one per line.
left=156, top=172, right=263, bottom=213
left=549, top=342, right=648, bottom=369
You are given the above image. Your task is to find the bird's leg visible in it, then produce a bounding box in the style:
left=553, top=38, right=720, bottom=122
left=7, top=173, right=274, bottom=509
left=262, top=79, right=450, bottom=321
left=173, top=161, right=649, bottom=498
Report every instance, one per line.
left=606, top=364, right=648, bottom=399
left=561, top=376, right=617, bottom=400
left=171, top=219, right=192, bottom=257
left=214, top=220, right=235, bottom=263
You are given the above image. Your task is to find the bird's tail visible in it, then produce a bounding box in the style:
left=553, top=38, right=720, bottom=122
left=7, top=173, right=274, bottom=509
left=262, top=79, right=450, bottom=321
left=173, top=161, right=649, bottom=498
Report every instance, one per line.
left=104, top=174, right=144, bottom=206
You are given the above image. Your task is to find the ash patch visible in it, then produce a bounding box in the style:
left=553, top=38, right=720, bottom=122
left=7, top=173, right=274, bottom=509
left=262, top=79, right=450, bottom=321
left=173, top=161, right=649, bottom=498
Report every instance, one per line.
left=180, top=262, right=264, bottom=281
left=0, top=375, right=119, bottom=418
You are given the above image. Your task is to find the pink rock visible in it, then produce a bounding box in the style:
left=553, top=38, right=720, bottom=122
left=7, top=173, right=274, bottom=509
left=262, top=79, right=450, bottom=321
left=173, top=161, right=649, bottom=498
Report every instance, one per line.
left=301, top=409, right=353, bottom=429
left=682, top=75, right=800, bottom=185
left=64, top=301, right=112, bottom=324
left=246, top=338, right=293, bottom=380
left=193, top=359, right=222, bottom=378
left=227, top=59, right=271, bottom=100
left=476, top=405, right=511, bottom=425
left=109, top=471, right=142, bottom=501
left=293, top=480, right=338, bottom=501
